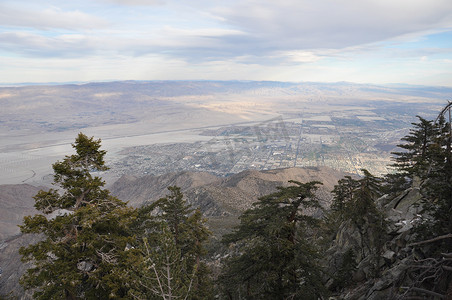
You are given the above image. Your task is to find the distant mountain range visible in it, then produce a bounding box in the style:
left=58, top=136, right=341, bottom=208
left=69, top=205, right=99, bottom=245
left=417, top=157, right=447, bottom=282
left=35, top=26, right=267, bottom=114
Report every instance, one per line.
left=1, top=80, right=450, bottom=133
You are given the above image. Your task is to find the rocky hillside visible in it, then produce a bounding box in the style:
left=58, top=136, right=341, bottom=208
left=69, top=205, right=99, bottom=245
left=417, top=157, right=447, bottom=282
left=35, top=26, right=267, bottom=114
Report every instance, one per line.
left=110, top=166, right=346, bottom=216
left=111, top=171, right=220, bottom=207
left=323, top=176, right=452, bottom=299
left=0, top=234, right=39, bottom=300
left=2, top=166, right=449, bottom=299
left=0, top=184, right=42, bottom=300
left=324, top=186, right=421, bottom=299
left=0, top=184, right=40, bottom=241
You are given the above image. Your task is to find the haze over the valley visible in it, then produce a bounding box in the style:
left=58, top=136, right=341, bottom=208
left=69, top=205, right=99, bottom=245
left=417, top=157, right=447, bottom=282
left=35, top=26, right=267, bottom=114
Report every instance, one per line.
left=0, top=81, right=450, bottom=186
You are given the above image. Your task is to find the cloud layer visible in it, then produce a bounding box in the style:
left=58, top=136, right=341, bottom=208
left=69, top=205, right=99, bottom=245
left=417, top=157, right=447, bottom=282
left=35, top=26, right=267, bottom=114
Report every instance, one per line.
left=0, top=0, right=451, bottom=84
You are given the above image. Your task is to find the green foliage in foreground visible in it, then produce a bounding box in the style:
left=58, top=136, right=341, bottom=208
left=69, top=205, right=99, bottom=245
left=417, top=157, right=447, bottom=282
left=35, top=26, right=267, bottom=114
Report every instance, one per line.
left=330, top=169, right=387, bottom=278
left=20, top=133, right=136, bottom=299
left=19, top=134, right=212, bottom=300
left=219, top=181, right=326, bottom=299
left=129, top=186, right=213, bottom=299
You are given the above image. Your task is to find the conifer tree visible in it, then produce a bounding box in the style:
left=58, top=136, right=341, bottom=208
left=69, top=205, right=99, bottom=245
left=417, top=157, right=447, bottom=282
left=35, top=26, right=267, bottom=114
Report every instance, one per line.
left=390, top=105, right=452, bottom=298
left=392, top=113, right=452, bottom=241
left=351, top=169, right=383, bottom=221
left=329, top=170, right=386, bottom=278
left=131, top=187, right=212, bottom=299
left=392, top=116, right=438, bottom=178
left=415, top=116, right=451, bottom=241
left=330, top=175, right=358, bottom=220
left=220, top=181, right=326, bottom=300
left=19, top=133, right=136, bottom=299
left=129, top=224, right=196, bottom=300
left=158, top=186, right=194, bottom=252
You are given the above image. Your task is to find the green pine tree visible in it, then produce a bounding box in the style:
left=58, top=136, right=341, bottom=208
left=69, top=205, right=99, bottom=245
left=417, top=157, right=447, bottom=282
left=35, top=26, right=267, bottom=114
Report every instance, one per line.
left=328, top=170, right=386, bottom=279
left=392, top=116, right=438, bottom=178
left=390, top=105, right=452, bottom=298
left=220, top=181, right=326, bottom=300
left=391, top=113, right=452, bottom=241
left=129, top=224, right=196, bottom=300
left=19, top=133, right=137, bottom=299
left=330, top=175, right=358, bottom=220
left=131, top=186, right=212, bottom=299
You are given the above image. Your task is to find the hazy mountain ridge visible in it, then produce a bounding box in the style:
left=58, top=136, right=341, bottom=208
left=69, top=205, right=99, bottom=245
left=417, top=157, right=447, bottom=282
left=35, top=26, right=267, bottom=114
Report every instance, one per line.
left=0, top=166, right=344, bottom=241
left=111, top=171, right=220, bottom=207
left=110, top=166, right=346, bottom=216
left=1, top=80, right=449, bottom=134
left=0, top=185, right=42, bottom=299
left=0, top=234, right=39, bottom=300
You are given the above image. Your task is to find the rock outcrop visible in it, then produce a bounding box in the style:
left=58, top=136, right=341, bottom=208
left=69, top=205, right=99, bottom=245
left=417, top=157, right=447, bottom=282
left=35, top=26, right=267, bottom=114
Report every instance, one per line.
left=326, top=181, right=437, bottom=300
left=0, top=234, right=40, bottom=300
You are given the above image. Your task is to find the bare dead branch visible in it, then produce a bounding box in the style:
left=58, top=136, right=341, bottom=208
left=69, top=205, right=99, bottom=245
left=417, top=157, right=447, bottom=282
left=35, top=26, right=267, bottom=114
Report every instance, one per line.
left=183, top=264, right=198, bottom=300
left=95, top=249, right=118, bottom=264
left=408, top=233, right=452, bottom=247
left=409, top=287, right=445, bottom=299
left=151, top=263, right=167, bottom=300
left=442, top=265, right=452, bottom=272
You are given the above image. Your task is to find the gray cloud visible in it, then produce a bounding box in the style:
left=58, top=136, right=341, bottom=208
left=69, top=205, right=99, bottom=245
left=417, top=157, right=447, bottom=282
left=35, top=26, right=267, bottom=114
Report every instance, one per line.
left=1, top=0, right=452, bottom=66
left=212, top=0, right=452, bottom=52
left=0, top=27, right=246, bottom=59
left=0, top=32, right=96, bottom=57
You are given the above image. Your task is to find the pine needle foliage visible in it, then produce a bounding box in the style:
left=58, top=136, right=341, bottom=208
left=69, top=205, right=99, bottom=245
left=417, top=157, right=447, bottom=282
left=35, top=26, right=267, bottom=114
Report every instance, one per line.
left=130, top=186, right=212, bottom=300
left=392, top=114, right=452, bottom=246
left=220, top=181, right=326, bottom=299
left=19, top=133, right=137, bottom=299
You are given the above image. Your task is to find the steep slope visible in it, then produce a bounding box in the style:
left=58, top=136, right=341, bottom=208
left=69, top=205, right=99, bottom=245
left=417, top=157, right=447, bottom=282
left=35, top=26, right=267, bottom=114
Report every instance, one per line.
left=0, top=234, right=39, bottom=300
left=0, top=184, right=41, bottom=241
left=213, top=167, right=344, bottom=212
left=323, top=180, right=452, bottom=299
left=0, top=184, right=42, bottom=299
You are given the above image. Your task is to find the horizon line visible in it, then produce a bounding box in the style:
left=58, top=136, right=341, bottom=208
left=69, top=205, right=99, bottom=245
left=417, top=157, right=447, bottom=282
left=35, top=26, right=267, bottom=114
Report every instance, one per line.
left=1, top=79, right=451, bottom=89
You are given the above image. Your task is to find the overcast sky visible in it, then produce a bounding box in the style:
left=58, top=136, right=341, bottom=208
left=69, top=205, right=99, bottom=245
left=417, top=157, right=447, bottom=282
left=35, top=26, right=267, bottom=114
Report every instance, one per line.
left=1, top=0, right=452, bottom=85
